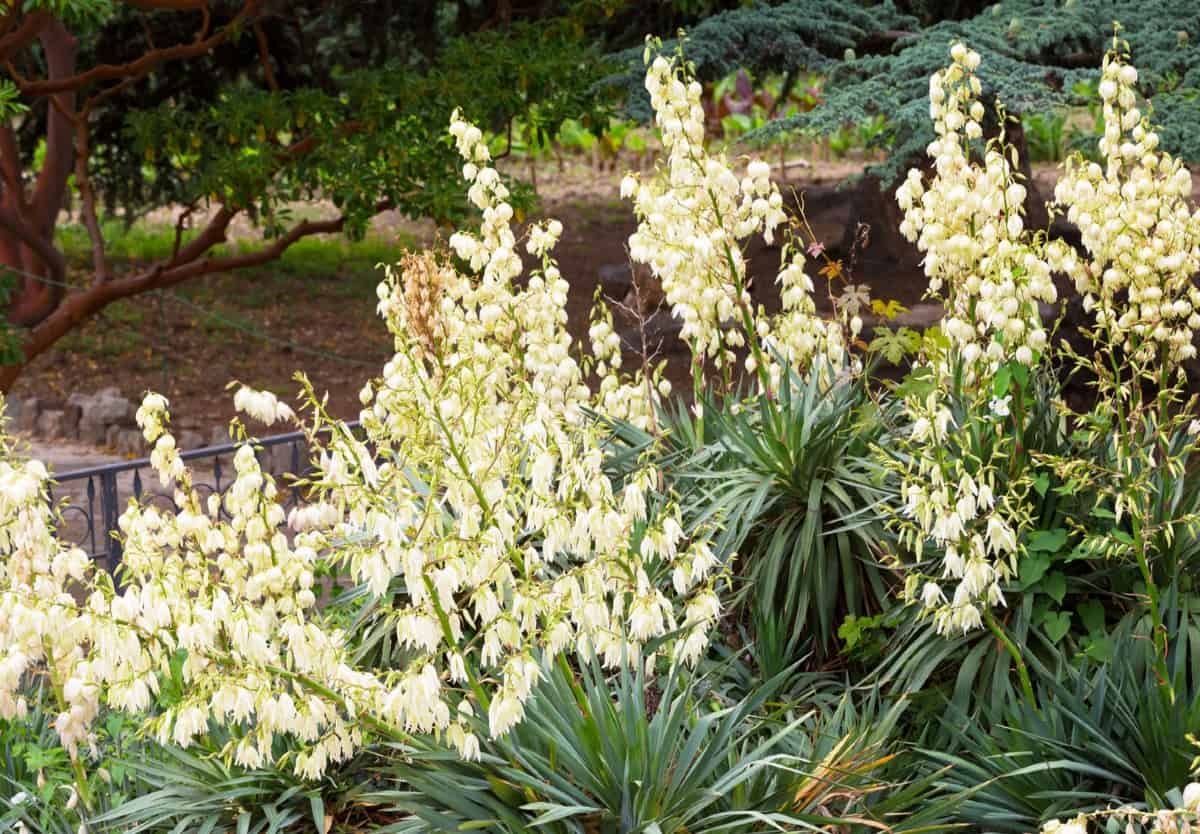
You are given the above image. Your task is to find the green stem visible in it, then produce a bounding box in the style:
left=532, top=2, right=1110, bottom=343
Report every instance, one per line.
left=70, top=757, right=94, bottom=817
left=984, top=607, right=1035, bottom=705
left=424, top=575, right=492, bottom=711
left=1129, top=512, right=1174, bottom=702
left=41, top=646, right=94, bottom=816
left=1010, top=374, right=1027, bottom=480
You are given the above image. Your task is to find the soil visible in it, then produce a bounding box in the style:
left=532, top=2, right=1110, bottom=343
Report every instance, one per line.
left=11, top=152, right=1200, bottom=458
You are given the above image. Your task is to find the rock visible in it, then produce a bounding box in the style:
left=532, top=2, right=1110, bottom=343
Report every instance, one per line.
left=78, top=391, right=134, bottom=445
left=114, top=428, right=145, bottom=458
left=622, top=268, right=664, bottom=316
left=13, top=396, right=39, bottom=434
left=1, top=396, right=21, bottom=427
left=619, top=314, right=686, bottom=356
left=178, top=430, right=205, bottom=451
left=59, top=403, right=82, bottom=439
left=598, top=264, right=634, bottom=300
left=599, top=263, right=664, bottom=315
left=33, top=405, right=81, bottom=440
left=35, top=409, right=67, bottom=439
left=794, top=184, right=851, bottom=256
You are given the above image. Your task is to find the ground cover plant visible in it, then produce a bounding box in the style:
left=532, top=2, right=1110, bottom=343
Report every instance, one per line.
left=1, top=24, right=1200, bottom=834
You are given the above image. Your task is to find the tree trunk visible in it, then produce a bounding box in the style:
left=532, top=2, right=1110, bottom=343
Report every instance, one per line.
left=2, top=19, right=77, bottom=328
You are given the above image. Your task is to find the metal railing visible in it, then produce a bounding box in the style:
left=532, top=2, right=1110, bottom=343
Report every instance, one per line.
left=51, top=423, right=358, bottom=571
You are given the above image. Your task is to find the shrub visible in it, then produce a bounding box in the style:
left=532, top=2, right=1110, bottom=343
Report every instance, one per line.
left=361, top=654, right=941, bottom=834
left=3, top=25, right=1200, bottom=834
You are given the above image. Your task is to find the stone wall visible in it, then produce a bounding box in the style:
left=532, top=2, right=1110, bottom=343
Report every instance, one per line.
left=2, top=388, right=206, bottom=456
left=3, top=388, right=306, bottom=477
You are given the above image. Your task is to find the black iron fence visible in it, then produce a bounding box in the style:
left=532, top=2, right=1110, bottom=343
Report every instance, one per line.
left=51, top=424, right=358, bottom=571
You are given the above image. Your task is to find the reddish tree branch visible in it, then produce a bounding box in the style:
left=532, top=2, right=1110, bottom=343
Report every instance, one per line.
left=150, top=210, right=364, bottom=291
left=0, top=11, right=51, bottom=64
left=164, top=205, right=237, bottom=269
left=0, top=204, right=390, bottom=392
left=73, top=119, right=109, bottom=286
left=29, top=19, right=78, bottom=236
left=0, top=202, right=68, bottom=296
left=253, top=21, right=278, bottom=91
left=170, top=201, right=199, bottom=261
left=0, top=126, right=28, bottom=211
left=0, top=205, right=66, bottom=282
left=11, top=0, right=260, bottom=98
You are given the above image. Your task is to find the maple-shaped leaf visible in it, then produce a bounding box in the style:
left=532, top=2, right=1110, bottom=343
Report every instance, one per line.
left=869, top=326, right=921, bottom=364
left=818, top=260, right=844, bottom=282
left=870, top=298, right=909, bottom=321
left=837, top=282, right=871, bottom=315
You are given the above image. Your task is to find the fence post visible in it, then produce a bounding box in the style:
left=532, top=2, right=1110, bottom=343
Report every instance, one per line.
left=99, top=468, right=121, bottom=573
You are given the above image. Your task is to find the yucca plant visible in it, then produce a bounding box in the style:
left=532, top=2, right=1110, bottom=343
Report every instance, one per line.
left=867, top=366, right=1180, bottom=727
left=359, top=653, right=944, bottom=834
left=928, top=604, right=1200, bottom=834
left=608, top=364, right=897, bottom=669
left=0, top=684, right=135, bottom=834
left=93, top=729, right=356, bottom=834
left=0, top=697, right=88, bottom=834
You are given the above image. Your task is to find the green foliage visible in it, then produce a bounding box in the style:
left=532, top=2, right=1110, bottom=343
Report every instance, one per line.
left=0, top=686, right=136, bottom=833
left=630, top=364, right=896, bottom=668
left=614, top=0, right=1200, bottom=181
left=362, top=655, right=939, bottom=834
left=25, top=0, right=114, bottom=28
left=56, top=218, right=411, bottom=280
left=864, top=365, right=1195, bottom=723
left=869, top=326, right=923, bottom=364
left=59, top=3, right=623, bottom=224
left=94, top=735, right=345, bottom=834
left=0, top=82, right=27, bottom=124
left=930, top=609, right=1200, bottom=832
left=122, top=20, right=608, bottom=233
left=8, top=10, right=1200, bottom=830
left=1023, top=110, right=1069, bottom=162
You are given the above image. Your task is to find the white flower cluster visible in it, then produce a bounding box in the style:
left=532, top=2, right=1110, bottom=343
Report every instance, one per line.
left=622, top=52, right=842, bottom=385
left=893, top=41, right=1200, bottom=635
left=116, top=395, right=368, bottom=780
left=233, top=385, right=296, bottom=427
left=890, top=43, right=1055, bottom=633
left=897, top=390, right=1021, bottom=634
left=1053, top=49, right=1200, bottom=370
left=896, top=42, right=1060, bottom=376
left=0, top=443, right=96, bottom=757
left=1041, top=781, right=1200, bottom=834
left=318, top=108, right=724, bottom=754
left=0, top=392, right=362, bottom=780
left=0, top=95, right=728, bottom=782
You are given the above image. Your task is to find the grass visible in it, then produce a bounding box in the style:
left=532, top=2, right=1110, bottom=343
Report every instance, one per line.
left=49, top=214, right=413, bottom=364
left=55, top=216, right=414, bottom=283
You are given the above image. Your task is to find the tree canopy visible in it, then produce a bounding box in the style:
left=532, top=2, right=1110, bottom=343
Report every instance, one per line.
left=0, top=0, right=633, bottom=389
left=614, top=0, right=1200, bottom=181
